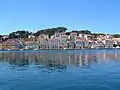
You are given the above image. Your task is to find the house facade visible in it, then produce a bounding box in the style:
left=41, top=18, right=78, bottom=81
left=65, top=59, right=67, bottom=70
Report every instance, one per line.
left=102, top=39, right=114, bottom=48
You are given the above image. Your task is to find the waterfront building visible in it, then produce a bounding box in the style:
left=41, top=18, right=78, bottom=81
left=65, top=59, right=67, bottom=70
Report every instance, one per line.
left=27, top=43, right=39, bottom=49
left=38, top=36, right=49, bottom=49
left=75, top=40, right=83, bottom=49
left=0, top=38, right=23, bottom=50
left=67, top=41, right=75, bottom=49
left=49, top=32, right=68, bottom=49
left=23, top=41, right=35, bottom=49
left=114, top=41, right=120, bottom=46
left=0, top=42, right=16, bottom=50
left=22, top=37, right=38, bottom=49
left=48, top=38, right=61, bottom=49
left=95, top=41, right=105, bottom=48
left=90, top=41, right=97, bottom=48
left=102, top=39, right=114, bottom=48
left=84, top=41, right=92, bottom=48
left=59, top=34, right=68, bottom=49
left=60, top=40, right=68, bottom=49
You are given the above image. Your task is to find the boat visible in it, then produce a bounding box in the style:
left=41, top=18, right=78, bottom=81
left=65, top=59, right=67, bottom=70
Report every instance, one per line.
left=20, top=49, right=24, bottom=50
left=63, top=48, right=67, bottom=50
left=33, top=49, right=38, bottom=50
left=116, top=46, right=120, bottom=48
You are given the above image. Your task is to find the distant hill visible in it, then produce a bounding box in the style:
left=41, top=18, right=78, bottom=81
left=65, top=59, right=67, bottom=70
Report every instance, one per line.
left=7, top=27, right=120, bottom=39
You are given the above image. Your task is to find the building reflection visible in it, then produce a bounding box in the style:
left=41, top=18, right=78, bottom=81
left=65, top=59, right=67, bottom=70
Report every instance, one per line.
left=0, top=50, right=120, bottom=71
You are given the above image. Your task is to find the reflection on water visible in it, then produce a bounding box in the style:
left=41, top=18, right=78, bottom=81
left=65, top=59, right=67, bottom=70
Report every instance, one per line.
left=1, top=49, right=120, bottom=90
left=0, top=49, right=120, bottom=71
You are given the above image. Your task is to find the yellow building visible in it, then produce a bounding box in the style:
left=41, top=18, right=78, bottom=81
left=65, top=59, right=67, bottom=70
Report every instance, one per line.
left=0, top=43, right=16, bottom=50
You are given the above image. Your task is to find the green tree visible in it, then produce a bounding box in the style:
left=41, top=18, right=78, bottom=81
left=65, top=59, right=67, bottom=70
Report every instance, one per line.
left=112, top=34, right=120, bottom=38
left=9, top=30, right=31, bottom=38
left=71, top=30, right=92, bottom=35
left=34, top=27, right=67, bottom=36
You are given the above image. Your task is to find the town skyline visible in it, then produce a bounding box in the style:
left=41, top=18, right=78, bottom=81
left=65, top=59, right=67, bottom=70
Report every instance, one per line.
left=0, top=27, right=120, bottom=50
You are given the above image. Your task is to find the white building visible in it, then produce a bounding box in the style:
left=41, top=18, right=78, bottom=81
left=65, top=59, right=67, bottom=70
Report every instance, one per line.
left=90, top=41, right=97, bottom=48
left=48, top=38, right=60, bottom=49
left=60, top=35, right=68, bottom=41
left=68, top=32, right=77, bottom=40
left=79, top=34, right=85, bottom=40
left=75, top=40, right=83, bottom=49
left=38, top=36, right=49, bottom=49
left=84, top=34, right=92, bottom=40
left=102, top=39, right=114, bottom=48
left=84, top=41, right=91, bottom=48
left=104, top=35, right=114, bottom=39
left=79, top=34, right=92, bottom=40
left=39, top=34, right=49, bottom=39
left=95, top=41, right=105, bottom=48
left=28, top=35, right=35, bottom=39
left=114, top=41, right=120, bottom=45
left=67, top=41, right=75, bottom=49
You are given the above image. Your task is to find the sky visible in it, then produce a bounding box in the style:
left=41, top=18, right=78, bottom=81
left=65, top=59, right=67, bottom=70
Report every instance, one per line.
left=0, top=0, right=120, bottom=35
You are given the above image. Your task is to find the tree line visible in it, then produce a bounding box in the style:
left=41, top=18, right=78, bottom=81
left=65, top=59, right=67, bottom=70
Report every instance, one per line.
left=0, top=27, right=120, bottom=39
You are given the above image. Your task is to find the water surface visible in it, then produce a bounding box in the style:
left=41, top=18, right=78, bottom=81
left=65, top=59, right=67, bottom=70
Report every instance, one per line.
left=0, top=49, right=120, bottom=90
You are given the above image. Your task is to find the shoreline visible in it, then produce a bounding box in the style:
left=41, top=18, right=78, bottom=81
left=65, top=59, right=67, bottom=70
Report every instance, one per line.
left=0, top=48, right=119, bottom=51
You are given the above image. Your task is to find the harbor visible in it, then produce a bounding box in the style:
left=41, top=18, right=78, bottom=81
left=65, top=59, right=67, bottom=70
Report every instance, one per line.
left=0, top=31, right=120, bottom=50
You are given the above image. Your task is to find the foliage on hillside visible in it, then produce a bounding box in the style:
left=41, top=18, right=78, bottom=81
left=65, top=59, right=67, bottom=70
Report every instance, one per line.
left=9, top=30, right=31, bottom=38
left=34, top=27, right=67, bottom=36
left=112, top=34, right=120, bottom=38
left=7, top=27, right=120, bottom=39
left=72, top=30, right=92, bottom=35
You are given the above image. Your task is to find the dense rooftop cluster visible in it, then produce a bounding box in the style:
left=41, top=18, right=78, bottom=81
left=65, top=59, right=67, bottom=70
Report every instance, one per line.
left=0, top=27, right=120, bottom=50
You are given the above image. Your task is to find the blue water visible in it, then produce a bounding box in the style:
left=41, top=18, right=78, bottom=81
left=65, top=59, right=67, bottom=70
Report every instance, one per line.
left=0, top=49, right=120, bottom=90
